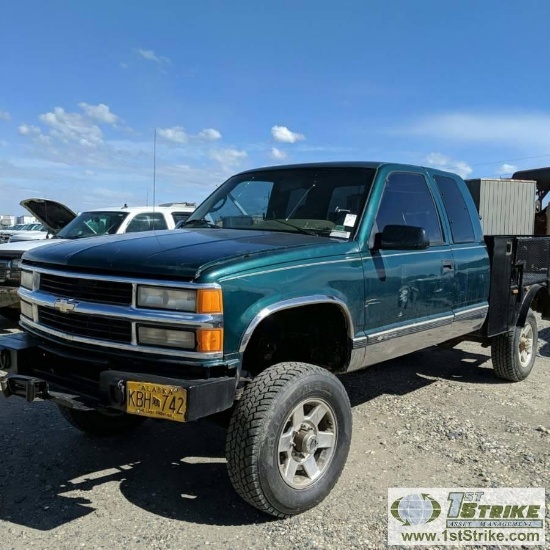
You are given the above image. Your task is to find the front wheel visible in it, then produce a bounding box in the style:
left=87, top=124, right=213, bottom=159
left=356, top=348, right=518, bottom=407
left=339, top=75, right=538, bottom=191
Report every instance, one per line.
left=58, top=406, right=146, bottom=436
left=491, top=310, right=538, bottom=381
left=226, top=362, right=352, bottom=518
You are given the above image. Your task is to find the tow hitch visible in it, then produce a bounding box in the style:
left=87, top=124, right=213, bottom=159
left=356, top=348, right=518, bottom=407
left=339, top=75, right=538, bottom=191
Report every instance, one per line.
left=1, top=374, right=49, bottom=401
left=0, top=373, right=93, bottom=410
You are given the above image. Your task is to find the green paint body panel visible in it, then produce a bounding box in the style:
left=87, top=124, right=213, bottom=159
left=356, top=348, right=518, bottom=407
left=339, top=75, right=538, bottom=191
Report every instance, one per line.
left=22, top=162, right=491, bottom=366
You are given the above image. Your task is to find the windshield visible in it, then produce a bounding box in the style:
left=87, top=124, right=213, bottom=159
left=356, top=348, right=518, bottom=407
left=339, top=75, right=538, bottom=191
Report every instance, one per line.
left=56, top=211, right=129, bottom=239
left=186, top=167, right=375, bottom=238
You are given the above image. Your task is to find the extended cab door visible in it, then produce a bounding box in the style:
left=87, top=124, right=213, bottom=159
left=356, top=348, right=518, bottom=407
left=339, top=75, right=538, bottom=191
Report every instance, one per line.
left=358, top=169, right=456, bottom=367
left=431, top=172, right=490, bottom=332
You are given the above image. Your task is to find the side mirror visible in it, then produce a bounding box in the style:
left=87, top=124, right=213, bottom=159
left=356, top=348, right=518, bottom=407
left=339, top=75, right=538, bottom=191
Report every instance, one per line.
left=378, top=225, right=429, bottom=250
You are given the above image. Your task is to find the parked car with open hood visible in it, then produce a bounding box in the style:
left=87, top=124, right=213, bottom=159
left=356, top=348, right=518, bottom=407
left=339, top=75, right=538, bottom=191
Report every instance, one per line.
left=0, top=199, right=196, bottom=318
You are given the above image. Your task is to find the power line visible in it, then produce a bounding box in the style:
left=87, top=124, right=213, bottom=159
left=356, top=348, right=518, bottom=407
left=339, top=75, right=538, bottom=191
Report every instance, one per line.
left=471, top=153, right=550, bottom=168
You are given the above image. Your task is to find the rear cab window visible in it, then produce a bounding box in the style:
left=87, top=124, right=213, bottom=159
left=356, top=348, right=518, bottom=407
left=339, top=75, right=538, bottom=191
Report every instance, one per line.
left=126, top=212, right=169, bottom=233
left=433, top=175, right=476, bottom=243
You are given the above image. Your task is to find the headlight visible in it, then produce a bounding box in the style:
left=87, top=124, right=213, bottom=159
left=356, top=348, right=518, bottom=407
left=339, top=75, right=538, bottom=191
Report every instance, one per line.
left=7, top=259, right=22, bottom=282
left=138, top=326, right=195, bottom=349
left=137, top=286, right=197, bottom=311
left=20, top=270, right=34, bottom=290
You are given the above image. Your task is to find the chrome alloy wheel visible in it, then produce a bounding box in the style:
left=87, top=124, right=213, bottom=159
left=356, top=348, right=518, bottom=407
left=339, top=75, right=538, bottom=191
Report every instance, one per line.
left=518, top=323, right=534, bottom=369
left=278, top=398, right=337, bottom=489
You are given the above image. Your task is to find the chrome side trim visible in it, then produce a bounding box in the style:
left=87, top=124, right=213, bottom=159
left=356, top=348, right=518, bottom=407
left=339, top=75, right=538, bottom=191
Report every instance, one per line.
left=239, top=295, right=355, bottom=353
left=18, top=288, right=222, bottom=328
left=348, top=346, right=366, bottom=371
left=366, top=315, right=454, bottom=345
left=352, top=337, right=368, bottom=349
left=454, top=304, right=489, bottom=320
left=20, top=317, right=223, bottom=360
left=347, top=305, right=490, bottom=372
left=452, top=304, right=489, bottom=334
left=356, top=320, right=454, bottom=369
left=20, top=265, right=221, bottom=289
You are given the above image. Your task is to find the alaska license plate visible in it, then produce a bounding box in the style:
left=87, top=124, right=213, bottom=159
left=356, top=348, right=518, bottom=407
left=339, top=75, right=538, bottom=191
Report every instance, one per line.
left=126, top=381, right=187, bottom=422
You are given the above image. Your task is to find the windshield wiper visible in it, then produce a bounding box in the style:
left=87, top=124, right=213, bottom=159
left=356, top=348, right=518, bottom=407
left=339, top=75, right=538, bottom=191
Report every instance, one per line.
left=265, top=219, right=319, bottom=236
left=181, top=218, right=220, bottom=229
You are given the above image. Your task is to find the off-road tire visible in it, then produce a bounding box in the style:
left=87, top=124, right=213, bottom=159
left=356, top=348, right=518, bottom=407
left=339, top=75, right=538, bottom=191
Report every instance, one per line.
left=491, top=310, right=538, bottom=382
left=226, top=362, right=352, bottom=518
left=58, top=406, right=146, bottom=437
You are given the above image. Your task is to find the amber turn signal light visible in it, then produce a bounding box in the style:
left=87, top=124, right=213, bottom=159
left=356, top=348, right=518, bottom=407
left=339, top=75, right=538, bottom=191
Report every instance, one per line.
left=196, top=289, right=223, bottom=314
left=197, top=329, right=223, bottom=352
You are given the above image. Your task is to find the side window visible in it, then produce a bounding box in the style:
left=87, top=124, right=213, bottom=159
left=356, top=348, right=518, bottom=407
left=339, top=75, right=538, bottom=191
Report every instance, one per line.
left=375, top=172, right=443, bottom=245
left=126, top=213, right=168, bottom=233
left=433, top=175, right=475, bottom=243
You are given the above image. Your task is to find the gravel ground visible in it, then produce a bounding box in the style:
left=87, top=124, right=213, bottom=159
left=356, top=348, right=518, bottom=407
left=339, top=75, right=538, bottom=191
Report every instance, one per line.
left=0, top=315, right=548, bottom=549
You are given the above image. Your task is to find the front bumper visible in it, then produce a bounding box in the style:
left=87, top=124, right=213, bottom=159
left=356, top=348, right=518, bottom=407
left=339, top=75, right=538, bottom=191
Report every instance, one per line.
left=0, top=332, right=236, bottom=422
left=0, top=286, right=19, bottom=309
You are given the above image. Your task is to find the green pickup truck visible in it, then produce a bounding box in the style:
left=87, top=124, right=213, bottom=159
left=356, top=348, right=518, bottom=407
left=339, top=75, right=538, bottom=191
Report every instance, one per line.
left=1, top=162, right=549, bottom=517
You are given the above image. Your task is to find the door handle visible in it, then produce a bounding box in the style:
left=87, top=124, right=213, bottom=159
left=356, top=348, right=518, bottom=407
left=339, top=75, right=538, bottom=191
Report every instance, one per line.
left=442, top=260, right=454, bottom=273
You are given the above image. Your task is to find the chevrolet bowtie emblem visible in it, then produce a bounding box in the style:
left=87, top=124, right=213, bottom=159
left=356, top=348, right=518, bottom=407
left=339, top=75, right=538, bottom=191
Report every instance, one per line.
left=54, top=298, right=77, bottom=314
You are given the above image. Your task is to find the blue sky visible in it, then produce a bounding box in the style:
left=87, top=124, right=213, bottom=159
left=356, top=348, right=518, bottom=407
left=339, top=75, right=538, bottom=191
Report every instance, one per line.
left=1, top=0, right=550, bottom=216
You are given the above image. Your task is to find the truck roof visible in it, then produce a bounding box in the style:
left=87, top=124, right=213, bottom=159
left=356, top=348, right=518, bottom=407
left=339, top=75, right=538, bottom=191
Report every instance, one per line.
left=235, top=161, right=459, bottom=177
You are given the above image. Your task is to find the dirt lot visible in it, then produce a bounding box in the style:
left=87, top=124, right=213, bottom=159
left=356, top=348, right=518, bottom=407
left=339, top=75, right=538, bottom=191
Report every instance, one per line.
left=0, top=315, right=548, bottom=549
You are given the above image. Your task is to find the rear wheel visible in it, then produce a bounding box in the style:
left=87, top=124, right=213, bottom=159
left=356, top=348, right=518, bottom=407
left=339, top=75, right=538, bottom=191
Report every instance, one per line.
left=491, top=310, right=538, bottom=381
left=226, top=362, right=352, bottom=517
left=58, top=406, right=146, bottom=436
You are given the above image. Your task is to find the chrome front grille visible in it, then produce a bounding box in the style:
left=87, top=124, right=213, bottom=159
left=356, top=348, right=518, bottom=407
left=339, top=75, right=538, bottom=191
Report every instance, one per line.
left=19, top=266, right=223, bottom=358
left=39, top=273, right=133, bottom=305
left=38, top=306, right=132, bottom=343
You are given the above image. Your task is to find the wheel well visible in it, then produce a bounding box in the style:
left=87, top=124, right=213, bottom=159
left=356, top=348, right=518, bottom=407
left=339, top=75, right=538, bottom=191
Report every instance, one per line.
left=529, top=286, right=550, bottom=319
left=242, top=304, right=350, bottom=376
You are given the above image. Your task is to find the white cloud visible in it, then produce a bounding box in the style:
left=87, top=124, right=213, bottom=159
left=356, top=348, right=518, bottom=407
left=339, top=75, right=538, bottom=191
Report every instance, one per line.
left=424, top=153, right=473, bottom=179
left=39, top=107, right=104, bottom=147
left=271, top=125, right=305, bottom=143
left=198, top=128, right=222, bottom=141
left=400, top=112, right=550, bottom=150
left=209, top=148, right=247, bottom=166
left=158, top=126, right=222, bottom=144
left=270, top=147, right=287, bottom=160
left=158, top=126, right=188, bottom=144
left=0, top=110, right=10, bottom=121
left=18, top=124, right=41, bottom=136
left=135, top=48, right=171, bottom=65
left=19, top=104, right=122, bottom=149
left=79, top=102, right=120, bottom=125
left=496, top=163, right=518, bottom=176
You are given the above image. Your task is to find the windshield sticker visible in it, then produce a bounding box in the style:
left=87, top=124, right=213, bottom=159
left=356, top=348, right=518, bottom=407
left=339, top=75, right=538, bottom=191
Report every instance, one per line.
left=344, top=214, right=357, bottom=228
left=329, top=229, right=351, bottom=239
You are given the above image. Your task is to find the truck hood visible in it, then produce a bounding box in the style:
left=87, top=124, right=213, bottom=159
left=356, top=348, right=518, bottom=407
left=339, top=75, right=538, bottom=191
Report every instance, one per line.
left=20, top=198, right=77, bottom=232
left=0, top=239, right=61, bottom=255
left=22, top=229, right=336, bottom=279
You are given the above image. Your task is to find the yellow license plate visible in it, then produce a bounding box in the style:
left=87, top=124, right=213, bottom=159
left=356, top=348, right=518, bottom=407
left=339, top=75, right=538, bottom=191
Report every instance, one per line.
left=126, top=381, right=187, bottom=422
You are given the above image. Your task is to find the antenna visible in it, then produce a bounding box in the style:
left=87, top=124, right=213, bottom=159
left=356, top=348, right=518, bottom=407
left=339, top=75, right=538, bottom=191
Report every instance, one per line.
left=153, top=128, right=157, bottom=210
